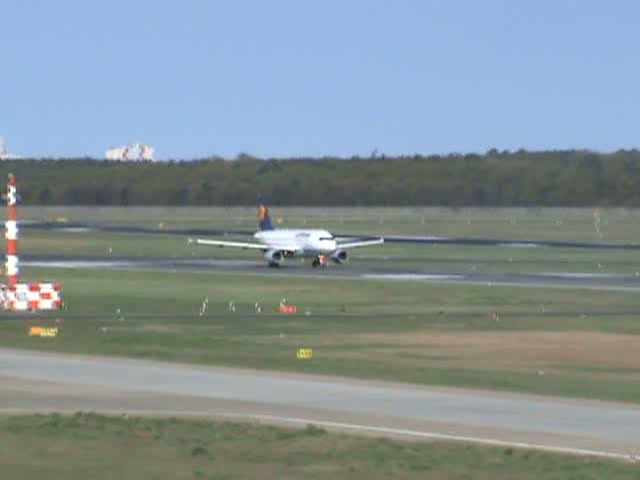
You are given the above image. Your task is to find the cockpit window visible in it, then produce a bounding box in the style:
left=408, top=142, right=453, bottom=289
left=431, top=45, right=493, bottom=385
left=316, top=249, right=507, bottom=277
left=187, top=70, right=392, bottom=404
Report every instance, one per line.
left=319, top=236, right=335, bottom=240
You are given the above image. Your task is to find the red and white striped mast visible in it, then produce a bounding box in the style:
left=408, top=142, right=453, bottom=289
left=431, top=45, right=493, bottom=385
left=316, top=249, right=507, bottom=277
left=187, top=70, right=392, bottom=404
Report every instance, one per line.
left=6, top=173, right=19, bottom=286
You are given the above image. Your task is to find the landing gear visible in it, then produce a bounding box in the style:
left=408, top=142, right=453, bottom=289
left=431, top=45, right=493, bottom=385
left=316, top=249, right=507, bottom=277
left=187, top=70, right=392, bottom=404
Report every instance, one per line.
left=312, top=255, right=328, bottom=268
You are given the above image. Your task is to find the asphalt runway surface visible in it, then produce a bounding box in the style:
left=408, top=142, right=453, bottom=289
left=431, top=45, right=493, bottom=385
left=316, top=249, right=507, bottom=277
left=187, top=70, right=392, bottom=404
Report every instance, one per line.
left=1, top=348, right=639, bottom=459
left=22, top=255, right=640, bottom=291
left=23, top=221, right=640, bottom=250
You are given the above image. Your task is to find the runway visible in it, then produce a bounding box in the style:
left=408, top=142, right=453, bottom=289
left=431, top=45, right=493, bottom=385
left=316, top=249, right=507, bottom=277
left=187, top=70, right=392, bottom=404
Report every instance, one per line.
left=22, top=255, right=640, bottom=291
left=1, top=348, right=639, bottom=459
left=23, top=221, right=640, bottom=250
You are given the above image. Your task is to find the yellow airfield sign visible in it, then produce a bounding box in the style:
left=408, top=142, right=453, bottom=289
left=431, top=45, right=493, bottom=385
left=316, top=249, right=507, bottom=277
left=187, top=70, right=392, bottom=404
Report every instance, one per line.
left=296, top=348, right=313, bottom=359
left=28, top=327, right=59, bottom=337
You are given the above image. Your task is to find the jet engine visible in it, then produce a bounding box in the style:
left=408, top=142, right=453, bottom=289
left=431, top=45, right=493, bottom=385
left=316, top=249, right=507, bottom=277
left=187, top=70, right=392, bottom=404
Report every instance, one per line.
left=264, top=249, right=284, bottom=267
left=331, top=249, right=348, bottom=264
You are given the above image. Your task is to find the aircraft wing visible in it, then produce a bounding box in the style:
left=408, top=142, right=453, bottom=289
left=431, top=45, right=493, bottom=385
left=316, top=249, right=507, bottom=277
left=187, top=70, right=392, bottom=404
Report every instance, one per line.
left=189, top=238, right=299, bottom=252
left=336, top=237, right=385, bottom=249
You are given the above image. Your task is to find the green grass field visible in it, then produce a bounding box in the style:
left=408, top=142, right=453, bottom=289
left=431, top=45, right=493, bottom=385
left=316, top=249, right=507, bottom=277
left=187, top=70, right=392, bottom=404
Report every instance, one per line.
left=5, top=207, right=640, bottom=400
left=4, top=267, right=640, bottom=403
left=2, top=413, right=637, bottom=480
left=4, top=207, right=640, bottom=474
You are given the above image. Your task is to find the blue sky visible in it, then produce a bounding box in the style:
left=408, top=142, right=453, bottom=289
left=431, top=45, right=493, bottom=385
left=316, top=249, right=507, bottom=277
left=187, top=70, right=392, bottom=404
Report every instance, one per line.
left=2, top=0, right=639, bottom=159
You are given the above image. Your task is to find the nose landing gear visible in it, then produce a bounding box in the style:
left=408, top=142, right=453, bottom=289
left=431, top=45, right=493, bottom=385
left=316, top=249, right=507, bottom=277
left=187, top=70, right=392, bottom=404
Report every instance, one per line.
left=312, top=255, right=328, bottom=268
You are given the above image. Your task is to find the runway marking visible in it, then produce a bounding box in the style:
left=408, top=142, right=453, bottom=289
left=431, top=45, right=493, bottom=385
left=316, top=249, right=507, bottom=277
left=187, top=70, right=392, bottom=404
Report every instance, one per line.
left=539, top=272, right=629, bottom=279
left=498, top=242, right=542, bottom=248
left=385, top=235, right=450, bottom=241
left=361, top=273, right=464, bottom=281
left=59, top=227, right=93, bottom=233
left=223, top=413, right=638, bottom=462
left=24, top=260, right=135, bottom=269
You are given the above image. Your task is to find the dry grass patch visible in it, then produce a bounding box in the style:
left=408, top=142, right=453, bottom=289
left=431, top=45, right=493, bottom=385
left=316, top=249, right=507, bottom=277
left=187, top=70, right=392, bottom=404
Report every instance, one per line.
left=337, top=331, right=640, bottom=375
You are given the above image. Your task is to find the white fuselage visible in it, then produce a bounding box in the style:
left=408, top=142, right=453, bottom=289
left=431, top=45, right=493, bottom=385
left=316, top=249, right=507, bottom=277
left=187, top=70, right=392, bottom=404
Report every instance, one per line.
left=254, top=229, right=337, bottom=256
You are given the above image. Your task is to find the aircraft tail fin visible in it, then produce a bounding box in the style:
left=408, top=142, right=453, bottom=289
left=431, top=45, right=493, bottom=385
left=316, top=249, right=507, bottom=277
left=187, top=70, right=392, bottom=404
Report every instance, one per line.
left=258, top=196, right=275, bottom=231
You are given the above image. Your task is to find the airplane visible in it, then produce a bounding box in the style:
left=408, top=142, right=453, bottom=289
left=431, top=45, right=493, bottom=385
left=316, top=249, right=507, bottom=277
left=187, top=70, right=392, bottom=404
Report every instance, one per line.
left=189, top=197, right=384, bottom=268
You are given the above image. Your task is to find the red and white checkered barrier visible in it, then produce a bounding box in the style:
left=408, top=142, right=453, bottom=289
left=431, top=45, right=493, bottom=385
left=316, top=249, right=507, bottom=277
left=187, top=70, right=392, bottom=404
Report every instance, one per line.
left=2, top=283, right=63, bottom=311
left=2, top=174, right=63, bottom=312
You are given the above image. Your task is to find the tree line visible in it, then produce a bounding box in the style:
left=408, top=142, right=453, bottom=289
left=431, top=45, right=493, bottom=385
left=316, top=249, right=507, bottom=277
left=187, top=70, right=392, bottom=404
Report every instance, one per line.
left=1, top=149, right=639, bottom=206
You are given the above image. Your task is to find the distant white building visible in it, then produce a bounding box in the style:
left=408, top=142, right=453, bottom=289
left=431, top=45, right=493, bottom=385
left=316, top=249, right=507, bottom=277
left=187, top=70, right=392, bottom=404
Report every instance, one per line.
left=105, top=142, right=154, bottom=162
left=0, top=137, right=21, bottom=160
